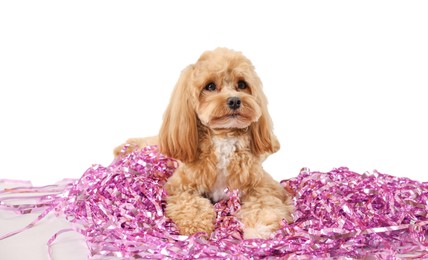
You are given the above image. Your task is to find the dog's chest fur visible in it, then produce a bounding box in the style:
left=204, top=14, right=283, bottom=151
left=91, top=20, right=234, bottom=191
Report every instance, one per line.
left=210, top=136, right=244, bottom=202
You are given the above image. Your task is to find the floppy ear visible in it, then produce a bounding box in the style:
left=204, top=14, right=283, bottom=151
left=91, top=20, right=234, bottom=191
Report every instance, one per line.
left=249, top=79, right=280, bottom=156
left=158, top=65, right=198, bottom=163
left=250, top=110, right=279, bottom=156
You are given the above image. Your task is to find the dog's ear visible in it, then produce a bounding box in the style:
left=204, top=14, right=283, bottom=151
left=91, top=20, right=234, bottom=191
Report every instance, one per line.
left=250, top=111, right=279, bottom=156
left=159, top=65, right=198, bottom=163
left=249, top=80, right=280, bottom=156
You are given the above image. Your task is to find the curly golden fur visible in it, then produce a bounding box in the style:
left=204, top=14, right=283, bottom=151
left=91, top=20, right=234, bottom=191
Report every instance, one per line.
left=114, top=48, right=294, bottom=239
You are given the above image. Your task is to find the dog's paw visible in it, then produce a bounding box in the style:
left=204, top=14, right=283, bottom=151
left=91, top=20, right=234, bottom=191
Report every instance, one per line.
left=177, top=219, right=215, bottom=237
left=165, top=192, right=215, bottom=237
left=243, top=223, right=275, bottom=239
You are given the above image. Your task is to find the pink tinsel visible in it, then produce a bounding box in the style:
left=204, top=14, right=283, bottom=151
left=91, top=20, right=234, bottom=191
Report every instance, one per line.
left=1, top=146, right=428, bottom=259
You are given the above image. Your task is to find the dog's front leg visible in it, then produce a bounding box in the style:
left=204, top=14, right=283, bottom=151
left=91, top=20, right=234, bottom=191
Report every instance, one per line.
left=238, top=188, right=294, bottom=239
left=164, top=172, right=215, bottom=236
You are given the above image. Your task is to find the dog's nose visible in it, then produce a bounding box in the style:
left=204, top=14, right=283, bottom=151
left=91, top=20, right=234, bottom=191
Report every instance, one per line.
left=227, top=97, right=241, bottom=110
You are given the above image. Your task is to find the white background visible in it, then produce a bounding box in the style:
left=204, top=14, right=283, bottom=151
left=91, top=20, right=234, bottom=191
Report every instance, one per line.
left=1, top=1, right=427, bottom=186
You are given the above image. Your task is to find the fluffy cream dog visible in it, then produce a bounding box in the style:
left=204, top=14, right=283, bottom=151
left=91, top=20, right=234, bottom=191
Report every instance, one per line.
left=114, top=48, right=294, bottom=239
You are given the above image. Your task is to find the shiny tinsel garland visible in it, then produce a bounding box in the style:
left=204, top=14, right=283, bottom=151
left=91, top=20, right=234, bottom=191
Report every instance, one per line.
left=1, top=146, right=428, bottom=259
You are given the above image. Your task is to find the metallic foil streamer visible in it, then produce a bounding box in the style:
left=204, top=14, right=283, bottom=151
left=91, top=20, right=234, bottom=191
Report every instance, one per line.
left=1, top=147, right=428, bottom=259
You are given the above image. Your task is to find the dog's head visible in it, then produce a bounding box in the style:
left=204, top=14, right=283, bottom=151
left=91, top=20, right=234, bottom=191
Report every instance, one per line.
left=159, top=48, right=278, bottom=163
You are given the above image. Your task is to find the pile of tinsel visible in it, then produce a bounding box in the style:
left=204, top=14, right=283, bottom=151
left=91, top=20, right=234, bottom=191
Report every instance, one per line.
left=1, top=145, right=428, bottom=259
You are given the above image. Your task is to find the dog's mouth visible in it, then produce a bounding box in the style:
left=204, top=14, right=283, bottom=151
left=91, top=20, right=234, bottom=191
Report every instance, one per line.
left=209, top=112, right=254, bottom=129
left=214, top=112, right=247, bottom=120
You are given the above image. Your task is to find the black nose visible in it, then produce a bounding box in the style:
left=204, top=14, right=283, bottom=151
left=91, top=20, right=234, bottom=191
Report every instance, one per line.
left=227, top=97, right=241, bottom=110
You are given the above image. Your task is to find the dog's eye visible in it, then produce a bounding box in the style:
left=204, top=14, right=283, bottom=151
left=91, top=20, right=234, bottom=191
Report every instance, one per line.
left=237, top=80, right=247, bottom=89
left=204, top=82, right=217, bottom=91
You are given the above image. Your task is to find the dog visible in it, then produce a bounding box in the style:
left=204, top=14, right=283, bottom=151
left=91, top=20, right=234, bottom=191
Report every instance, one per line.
left=114, top=48, right=294, bottom=239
